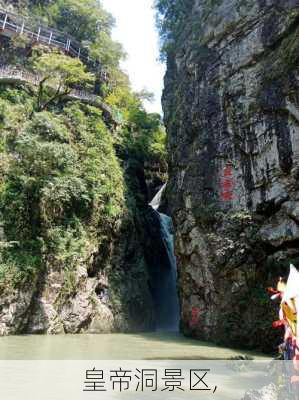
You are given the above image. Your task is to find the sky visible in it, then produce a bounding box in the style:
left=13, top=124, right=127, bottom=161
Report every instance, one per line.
left=101, top=0, right=165, bottom=114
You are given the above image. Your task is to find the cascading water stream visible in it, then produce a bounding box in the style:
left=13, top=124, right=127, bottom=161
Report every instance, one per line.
left=149, top=183, right=166, bottom=211
left=149, top=185, right=180, bottom=332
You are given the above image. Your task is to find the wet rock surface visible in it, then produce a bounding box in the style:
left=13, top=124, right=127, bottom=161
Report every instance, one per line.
left=163, top=0, right=299, bottom=350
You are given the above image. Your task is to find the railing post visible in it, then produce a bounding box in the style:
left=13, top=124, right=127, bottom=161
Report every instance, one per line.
left=2, top=13, right=8, bottom=30
left=78, top=48, right=81, bottom=59
left=48, top=31, right=53, bottom=45
left=65, top=39, right=70, bottom=51
left=20, top=21, right=24, bottom=35
left=36, top=27, right=41, bottom=41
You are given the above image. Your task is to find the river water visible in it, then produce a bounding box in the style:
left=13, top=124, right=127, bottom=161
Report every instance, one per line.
left=0, top=332, right=269, bottom=360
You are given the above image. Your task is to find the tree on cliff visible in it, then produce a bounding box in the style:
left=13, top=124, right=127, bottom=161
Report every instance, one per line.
left=106, top=85, right=167, bottom=165
left=31, top=48, right=94, bottom=112
left=32, top=0, right=125, bottom=73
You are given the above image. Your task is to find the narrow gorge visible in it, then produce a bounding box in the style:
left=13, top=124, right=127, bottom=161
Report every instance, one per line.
left=0, top=0, right=299, bottom=359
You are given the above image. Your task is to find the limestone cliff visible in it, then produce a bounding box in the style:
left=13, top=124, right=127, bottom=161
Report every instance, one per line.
left=162, top=0, right=299, bottom=351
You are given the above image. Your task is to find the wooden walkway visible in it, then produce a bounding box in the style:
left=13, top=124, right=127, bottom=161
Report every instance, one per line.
left=0, top=65, right=120, bottom=124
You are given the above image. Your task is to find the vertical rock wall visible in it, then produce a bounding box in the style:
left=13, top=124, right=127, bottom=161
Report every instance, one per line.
left=163, top=0, right=299, bottom=351
left=0, top=216, right=155, bottom=335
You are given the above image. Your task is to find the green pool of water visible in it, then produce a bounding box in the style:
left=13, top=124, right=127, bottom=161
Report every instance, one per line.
left=0, top=332, right=270, bottom=360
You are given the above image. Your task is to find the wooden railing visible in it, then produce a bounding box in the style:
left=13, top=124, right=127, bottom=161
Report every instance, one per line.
left=0, top=65, right=120, bottom=124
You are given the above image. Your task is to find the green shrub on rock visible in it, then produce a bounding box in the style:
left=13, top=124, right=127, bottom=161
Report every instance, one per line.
left=0, top=95, right=125, bottom=291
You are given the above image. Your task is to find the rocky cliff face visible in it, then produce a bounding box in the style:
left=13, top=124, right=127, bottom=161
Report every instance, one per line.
left=0, top=216, right=154, bottom=335
left=163, top=0, right=299, bottom=351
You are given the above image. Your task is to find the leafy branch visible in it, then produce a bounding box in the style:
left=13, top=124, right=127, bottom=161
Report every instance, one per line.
left=31, top=48, right=95, bottom=112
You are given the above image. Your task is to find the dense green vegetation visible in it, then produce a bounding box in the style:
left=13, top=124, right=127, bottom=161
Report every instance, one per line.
left=27, top=0, right=167, bottom=163
left=106, top=86, right=167, bottom=164
left=28, top=0, right=126, bottom=92
left=31, top=47, right=94, bottom=111
left=0, top=89, right=125, bottom=291
left=0, top=0, right=166, bottom=292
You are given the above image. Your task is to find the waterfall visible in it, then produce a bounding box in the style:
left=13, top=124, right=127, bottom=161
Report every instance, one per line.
left=156, top=212, right=180, bottom=331
left=149, top=183, right=166, bottom=210
left=148, top=185, right=180, bottom=332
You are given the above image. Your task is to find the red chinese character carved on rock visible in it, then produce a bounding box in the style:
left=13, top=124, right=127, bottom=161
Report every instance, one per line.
left=190, top=307, right=202, bottom=327
left=221, top=163, right=234, bottom=201
left=221, top=191, right=234, bottom=201
left=223, top=165, right=233, bottom=177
